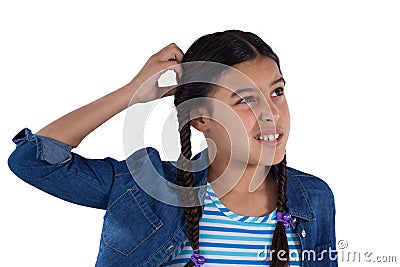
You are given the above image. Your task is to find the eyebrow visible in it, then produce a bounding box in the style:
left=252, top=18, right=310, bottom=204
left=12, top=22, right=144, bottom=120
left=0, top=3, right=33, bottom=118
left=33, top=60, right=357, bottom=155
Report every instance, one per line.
left=230, top=76, right=286, bottom=97
left=271, top=77, right=286, bottom=86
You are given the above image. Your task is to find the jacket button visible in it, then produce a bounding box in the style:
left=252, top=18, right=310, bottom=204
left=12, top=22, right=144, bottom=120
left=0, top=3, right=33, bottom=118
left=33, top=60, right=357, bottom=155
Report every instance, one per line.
left=301, top=229, right=306, bottom=237
left=166, top=245, right=175, bottom=253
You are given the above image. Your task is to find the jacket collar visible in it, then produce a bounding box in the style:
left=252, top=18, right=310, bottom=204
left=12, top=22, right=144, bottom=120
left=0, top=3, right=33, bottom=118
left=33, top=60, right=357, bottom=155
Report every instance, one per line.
left=192, top=148, right=315, bottom=221
left=127, top=147, right=315, bottom=221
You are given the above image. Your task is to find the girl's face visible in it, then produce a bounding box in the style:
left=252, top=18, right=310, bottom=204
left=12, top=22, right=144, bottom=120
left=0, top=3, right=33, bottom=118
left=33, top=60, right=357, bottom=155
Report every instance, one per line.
left=201, top=56, right=290, bottom=167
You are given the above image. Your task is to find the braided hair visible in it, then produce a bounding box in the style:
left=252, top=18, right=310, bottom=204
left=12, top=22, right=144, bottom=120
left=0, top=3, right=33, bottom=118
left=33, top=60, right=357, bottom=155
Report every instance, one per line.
left=173, top=30, right=289, bottom=267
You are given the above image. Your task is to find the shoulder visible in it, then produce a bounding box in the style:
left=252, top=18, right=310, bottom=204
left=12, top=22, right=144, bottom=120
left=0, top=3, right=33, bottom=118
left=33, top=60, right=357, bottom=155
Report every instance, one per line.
left=124, top=146, right=208, bottom=184
left=124, top=146, right=165, bottom=168
left=123, top=146, right=178, bottom=182
left=284, top=165, right=336, bottom=229
left=286, top=165, right=335, bottom=203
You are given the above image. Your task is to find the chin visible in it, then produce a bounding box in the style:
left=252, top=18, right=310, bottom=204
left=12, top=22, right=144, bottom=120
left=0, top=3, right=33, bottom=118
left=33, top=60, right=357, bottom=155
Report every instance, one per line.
left=272, top=155, right=284, bottom=166
left=257, top=150, right=285, bottom=166
left=264, top=153, right=285, bottom=166
left=273, top=150, right=286, bottom=165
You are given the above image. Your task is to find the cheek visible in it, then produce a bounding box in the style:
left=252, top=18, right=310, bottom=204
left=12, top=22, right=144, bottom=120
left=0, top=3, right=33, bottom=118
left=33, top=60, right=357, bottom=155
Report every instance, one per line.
left=213, top=105, right=255, bottom=131
left=237, top=109, right=258, bottom=132
left=212, top=109, right=256, bottom=145
left=279, top=101, right=290, bottom=123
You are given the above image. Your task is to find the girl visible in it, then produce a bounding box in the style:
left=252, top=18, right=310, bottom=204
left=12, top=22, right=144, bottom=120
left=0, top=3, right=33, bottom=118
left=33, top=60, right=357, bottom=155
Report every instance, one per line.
left=8, top=30, right=337, bottom=266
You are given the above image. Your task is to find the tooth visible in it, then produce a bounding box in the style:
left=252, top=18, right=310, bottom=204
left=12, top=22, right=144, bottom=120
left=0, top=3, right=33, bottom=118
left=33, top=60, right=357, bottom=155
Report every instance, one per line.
left=257, top=134, right=280, bottom=141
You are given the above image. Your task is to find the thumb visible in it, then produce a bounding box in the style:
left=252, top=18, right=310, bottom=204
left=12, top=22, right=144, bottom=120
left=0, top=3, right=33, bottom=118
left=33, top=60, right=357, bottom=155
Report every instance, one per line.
left=159, top=85, right=178, bottom=98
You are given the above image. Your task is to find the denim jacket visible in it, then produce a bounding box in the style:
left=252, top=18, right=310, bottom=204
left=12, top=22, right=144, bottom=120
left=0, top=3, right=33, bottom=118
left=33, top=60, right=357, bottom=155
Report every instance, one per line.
left=8, top=128, right=337, bottom=267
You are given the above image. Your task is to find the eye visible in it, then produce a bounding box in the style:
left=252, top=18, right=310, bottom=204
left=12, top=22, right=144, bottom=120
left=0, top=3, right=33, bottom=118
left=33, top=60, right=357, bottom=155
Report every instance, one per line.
left=237, top=96, right=257, bottom=104
left=271, top=87, right=284, bottom=97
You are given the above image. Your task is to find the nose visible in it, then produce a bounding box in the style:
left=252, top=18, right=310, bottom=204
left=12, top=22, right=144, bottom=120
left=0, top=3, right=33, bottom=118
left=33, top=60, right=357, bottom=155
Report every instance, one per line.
left=262, top=112, right=280, bottom=123
left=259, top=104, right=280, bottom=123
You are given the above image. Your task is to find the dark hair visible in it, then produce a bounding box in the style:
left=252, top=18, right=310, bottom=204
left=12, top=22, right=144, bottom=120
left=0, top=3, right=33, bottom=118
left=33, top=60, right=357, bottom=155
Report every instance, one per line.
left=174, top=30, right=289, bottom=267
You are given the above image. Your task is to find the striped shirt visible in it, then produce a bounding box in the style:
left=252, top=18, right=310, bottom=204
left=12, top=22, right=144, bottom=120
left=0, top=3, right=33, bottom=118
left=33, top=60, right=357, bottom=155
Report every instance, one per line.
left=164, top=182, right=302, bottom=266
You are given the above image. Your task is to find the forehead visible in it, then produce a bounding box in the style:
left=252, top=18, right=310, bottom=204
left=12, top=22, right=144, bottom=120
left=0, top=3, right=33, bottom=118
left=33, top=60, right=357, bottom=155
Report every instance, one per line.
left=212, top=57, right=281, bottom=97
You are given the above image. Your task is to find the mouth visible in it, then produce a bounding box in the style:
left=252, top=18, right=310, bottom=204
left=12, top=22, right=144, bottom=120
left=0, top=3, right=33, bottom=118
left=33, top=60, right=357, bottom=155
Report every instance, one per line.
left=254, top=129, right=284, bottom=145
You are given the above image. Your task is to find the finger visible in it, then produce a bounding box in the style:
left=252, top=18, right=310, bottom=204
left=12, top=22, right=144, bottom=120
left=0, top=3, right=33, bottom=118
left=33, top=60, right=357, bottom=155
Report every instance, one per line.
left=158, top=61, right=183, bottom=79
left=156, top=43, right=184, bottom=62
left=170, top=44, right=184, bottom=62
left=159, top=85, right=178, bottom=98
left=170, top=63, right=183, bottom=79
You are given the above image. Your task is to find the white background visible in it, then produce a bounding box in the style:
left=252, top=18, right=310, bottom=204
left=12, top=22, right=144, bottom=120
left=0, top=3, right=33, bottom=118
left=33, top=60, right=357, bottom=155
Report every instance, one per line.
left=1, top=0, right=399, bottom=266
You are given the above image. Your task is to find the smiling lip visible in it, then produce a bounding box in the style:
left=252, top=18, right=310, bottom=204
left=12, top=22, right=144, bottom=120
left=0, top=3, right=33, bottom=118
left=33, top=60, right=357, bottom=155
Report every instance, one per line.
left=254, top=128, right=284, bottom=146
left=255, top=134, right=283, bottom=146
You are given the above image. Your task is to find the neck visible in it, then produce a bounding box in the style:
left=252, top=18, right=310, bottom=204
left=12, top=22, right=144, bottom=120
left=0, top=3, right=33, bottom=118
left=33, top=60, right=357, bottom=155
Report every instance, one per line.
left=206, top=148, right=276, bottom=198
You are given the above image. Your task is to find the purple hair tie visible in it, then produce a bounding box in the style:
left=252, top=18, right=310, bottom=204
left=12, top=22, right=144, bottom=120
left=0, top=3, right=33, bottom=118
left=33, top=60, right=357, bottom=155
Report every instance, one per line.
left=276, top=211, right=292, bottom=229
left=191, top=248, right=206, bottom=266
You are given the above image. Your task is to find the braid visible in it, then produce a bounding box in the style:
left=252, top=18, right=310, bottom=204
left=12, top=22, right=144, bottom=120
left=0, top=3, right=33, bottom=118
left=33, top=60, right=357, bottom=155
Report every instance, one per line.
left=277, top=153, right=288, bottom=212
left=176, top=109, right=202, bottom=267
left=270, top=153, right=289, bottom=267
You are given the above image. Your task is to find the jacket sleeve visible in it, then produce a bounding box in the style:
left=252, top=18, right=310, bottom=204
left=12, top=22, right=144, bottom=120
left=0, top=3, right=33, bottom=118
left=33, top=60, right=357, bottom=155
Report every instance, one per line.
left=8, top=128, right=116, bottom=210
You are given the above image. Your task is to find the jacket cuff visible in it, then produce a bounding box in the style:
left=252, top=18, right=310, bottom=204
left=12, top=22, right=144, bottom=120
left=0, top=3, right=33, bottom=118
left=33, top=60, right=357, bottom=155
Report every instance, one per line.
left=12, top=128, right=72, bottom=164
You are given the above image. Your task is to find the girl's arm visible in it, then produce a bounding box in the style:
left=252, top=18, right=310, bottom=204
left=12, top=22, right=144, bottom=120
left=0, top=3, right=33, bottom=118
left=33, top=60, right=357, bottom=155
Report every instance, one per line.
left=36, top=43, right=183, bottom=148
left=8, top=43, right=183, bottom=209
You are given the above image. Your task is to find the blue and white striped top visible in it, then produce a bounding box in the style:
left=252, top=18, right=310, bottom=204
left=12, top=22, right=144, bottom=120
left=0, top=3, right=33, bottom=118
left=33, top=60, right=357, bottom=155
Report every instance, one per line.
left=164, top=182, right=302, bottom=266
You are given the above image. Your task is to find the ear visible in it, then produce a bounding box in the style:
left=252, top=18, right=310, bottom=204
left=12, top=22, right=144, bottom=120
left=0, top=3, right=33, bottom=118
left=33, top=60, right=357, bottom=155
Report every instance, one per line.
left=190, top=107, right=210, bottom=132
